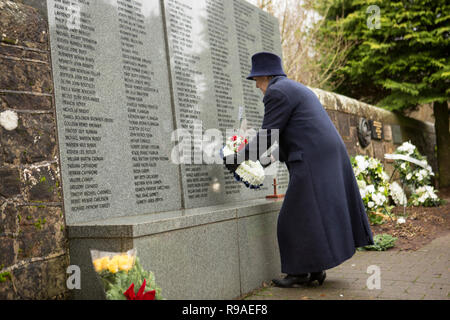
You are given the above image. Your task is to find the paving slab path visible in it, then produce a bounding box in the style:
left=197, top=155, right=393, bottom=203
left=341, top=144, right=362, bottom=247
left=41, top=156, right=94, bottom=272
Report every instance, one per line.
left=243, top=233, right=450, bottom=300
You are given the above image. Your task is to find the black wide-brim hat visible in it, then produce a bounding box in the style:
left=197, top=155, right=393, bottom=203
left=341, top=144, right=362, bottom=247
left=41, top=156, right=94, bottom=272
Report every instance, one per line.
left=247, top=52, right=287, bottom=80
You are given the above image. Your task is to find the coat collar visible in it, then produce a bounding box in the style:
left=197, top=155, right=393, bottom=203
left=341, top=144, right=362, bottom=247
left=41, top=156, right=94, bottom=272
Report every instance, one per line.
left=263, top=76, right=287, bottom=100
left=268, top=75, right=286, bottom=88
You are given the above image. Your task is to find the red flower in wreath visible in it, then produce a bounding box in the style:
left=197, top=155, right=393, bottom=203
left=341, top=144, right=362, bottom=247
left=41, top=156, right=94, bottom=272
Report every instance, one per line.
left=232, top=135, right=238, bottom=141
left=124, top=279, right=156, bottom=300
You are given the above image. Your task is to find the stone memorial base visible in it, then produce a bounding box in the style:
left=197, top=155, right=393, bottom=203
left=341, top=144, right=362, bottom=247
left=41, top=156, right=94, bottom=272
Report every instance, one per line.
left=67, top=198, right=283, bottom=300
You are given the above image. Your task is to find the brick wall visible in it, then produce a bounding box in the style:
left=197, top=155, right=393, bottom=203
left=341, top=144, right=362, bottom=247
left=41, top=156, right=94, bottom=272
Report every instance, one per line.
left=0, top=0, right=68, bottom=299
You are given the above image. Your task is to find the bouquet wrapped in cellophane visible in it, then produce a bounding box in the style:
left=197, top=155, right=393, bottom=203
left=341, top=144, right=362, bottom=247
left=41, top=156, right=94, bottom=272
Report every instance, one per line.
left=90, top=249, right=163, bottom=300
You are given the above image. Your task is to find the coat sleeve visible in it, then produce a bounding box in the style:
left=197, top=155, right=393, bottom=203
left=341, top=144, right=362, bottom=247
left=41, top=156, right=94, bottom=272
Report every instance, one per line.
left=237, top=89, right=292, bottom=163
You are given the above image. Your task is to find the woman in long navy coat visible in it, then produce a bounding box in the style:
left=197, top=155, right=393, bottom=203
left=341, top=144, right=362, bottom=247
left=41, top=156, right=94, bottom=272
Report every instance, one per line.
left=225, top=52, right=374, bottom=287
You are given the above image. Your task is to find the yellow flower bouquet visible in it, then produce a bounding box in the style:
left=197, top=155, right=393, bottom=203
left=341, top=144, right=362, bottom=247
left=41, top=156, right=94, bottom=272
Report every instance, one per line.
left=90, top=249, right=163, bottom=300
left=92, top=253, right=135, bottom=274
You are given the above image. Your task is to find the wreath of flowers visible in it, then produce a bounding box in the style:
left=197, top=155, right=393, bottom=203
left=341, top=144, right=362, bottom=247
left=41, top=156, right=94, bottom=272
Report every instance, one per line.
left=393, top=142, right=434, bottom=187
left=351, top=141, right=444, bottom=224
left=393, top=141, right=441, bottom=207
left=222, top=135, right=265, bottom=189
left=351, top=155, right=392, bottom=222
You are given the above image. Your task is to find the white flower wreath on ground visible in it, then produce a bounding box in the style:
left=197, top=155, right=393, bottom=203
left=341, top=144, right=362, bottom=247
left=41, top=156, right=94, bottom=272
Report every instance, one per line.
left=351, top=155, right=391, bottom=217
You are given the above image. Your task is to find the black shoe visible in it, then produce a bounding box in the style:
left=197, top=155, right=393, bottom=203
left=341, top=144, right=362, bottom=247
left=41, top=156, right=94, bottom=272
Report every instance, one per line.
left=308, top=271, right=326, bottom=286
left=272, top=274, right=310, bottom=288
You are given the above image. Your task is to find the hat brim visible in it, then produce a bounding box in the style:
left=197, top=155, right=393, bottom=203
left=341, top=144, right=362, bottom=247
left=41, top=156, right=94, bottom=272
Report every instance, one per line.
left=246, top=72, right=287, bottom=80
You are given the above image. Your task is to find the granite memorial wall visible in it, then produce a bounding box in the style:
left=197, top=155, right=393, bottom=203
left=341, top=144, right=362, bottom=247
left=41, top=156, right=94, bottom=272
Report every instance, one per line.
left=47, top=0, right=288, bottom=225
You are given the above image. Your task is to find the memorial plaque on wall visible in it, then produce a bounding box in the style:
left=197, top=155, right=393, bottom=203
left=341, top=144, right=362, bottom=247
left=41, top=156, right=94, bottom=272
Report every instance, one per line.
left=392, top=124, right=403, bottom=145
left=369, top=120, right=384, bottom=140
left=383, top=124, right=393, bottom=141
left=47, top=0, right=182, bottom=224
left=163, top=0, right=288, bottom=208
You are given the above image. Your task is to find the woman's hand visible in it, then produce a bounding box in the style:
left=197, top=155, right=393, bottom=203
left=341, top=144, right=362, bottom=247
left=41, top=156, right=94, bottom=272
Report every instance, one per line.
left=223, top=154, right=240, bottom=172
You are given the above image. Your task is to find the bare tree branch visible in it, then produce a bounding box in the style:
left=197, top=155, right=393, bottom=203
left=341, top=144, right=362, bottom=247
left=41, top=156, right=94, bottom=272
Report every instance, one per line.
left=255, top=0, right=353, bottom=90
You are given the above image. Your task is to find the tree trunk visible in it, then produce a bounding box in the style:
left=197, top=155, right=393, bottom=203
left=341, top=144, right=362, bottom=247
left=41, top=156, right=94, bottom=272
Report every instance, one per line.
left=433, top=101, right=450, bottom=188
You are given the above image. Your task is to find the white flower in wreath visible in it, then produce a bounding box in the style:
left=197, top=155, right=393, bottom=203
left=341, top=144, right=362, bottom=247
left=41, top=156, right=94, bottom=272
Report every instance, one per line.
left=426, top=165, right=434, bottom=176
left=389, top=182, right=407, bottom=206
left=418, top=195, right=427, bottom=203
left=372, top=194, right=380, bottom=206
left=424, top=186, right=438, bottom=199
left=416, top=172, right=424, bottom=182
left=406, top=173, right=413, bottom=181
left=368, top=201, right=375, bottom=209
left=359, top=188, right=367, bottom=198
left=400, top=163, right=407, bottom=170
left=372, top=193, right=387, bottom=206
left=398, top=142, right=416, bottom=155
left=357, top=179, right=367, bottom=190
left=415, top=186, right=438, bottom=203
left=368, top=158, right=378, bottom=169
left=366, top=185, right=376, bottom=194
left=235, top=160, right=265, bottom=187
left=420, top=169, right=428, bottom=178
left=355, top=156, right=369, bottom=173
left=355, top=155, right=365, bottom=163
left=381, top=171, right=390, bottom=183
left=416, top=186, right=425, bottom=193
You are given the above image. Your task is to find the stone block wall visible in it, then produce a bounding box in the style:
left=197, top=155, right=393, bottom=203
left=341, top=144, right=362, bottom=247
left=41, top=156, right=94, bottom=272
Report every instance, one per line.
left=0, top=0, right=68, bottom=299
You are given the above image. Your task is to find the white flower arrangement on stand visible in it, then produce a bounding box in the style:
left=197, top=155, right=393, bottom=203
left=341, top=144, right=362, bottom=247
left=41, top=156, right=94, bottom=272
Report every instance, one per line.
left=393, top=141, right=435, bottom=189
left=391, top=141, right=442, bottom=207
